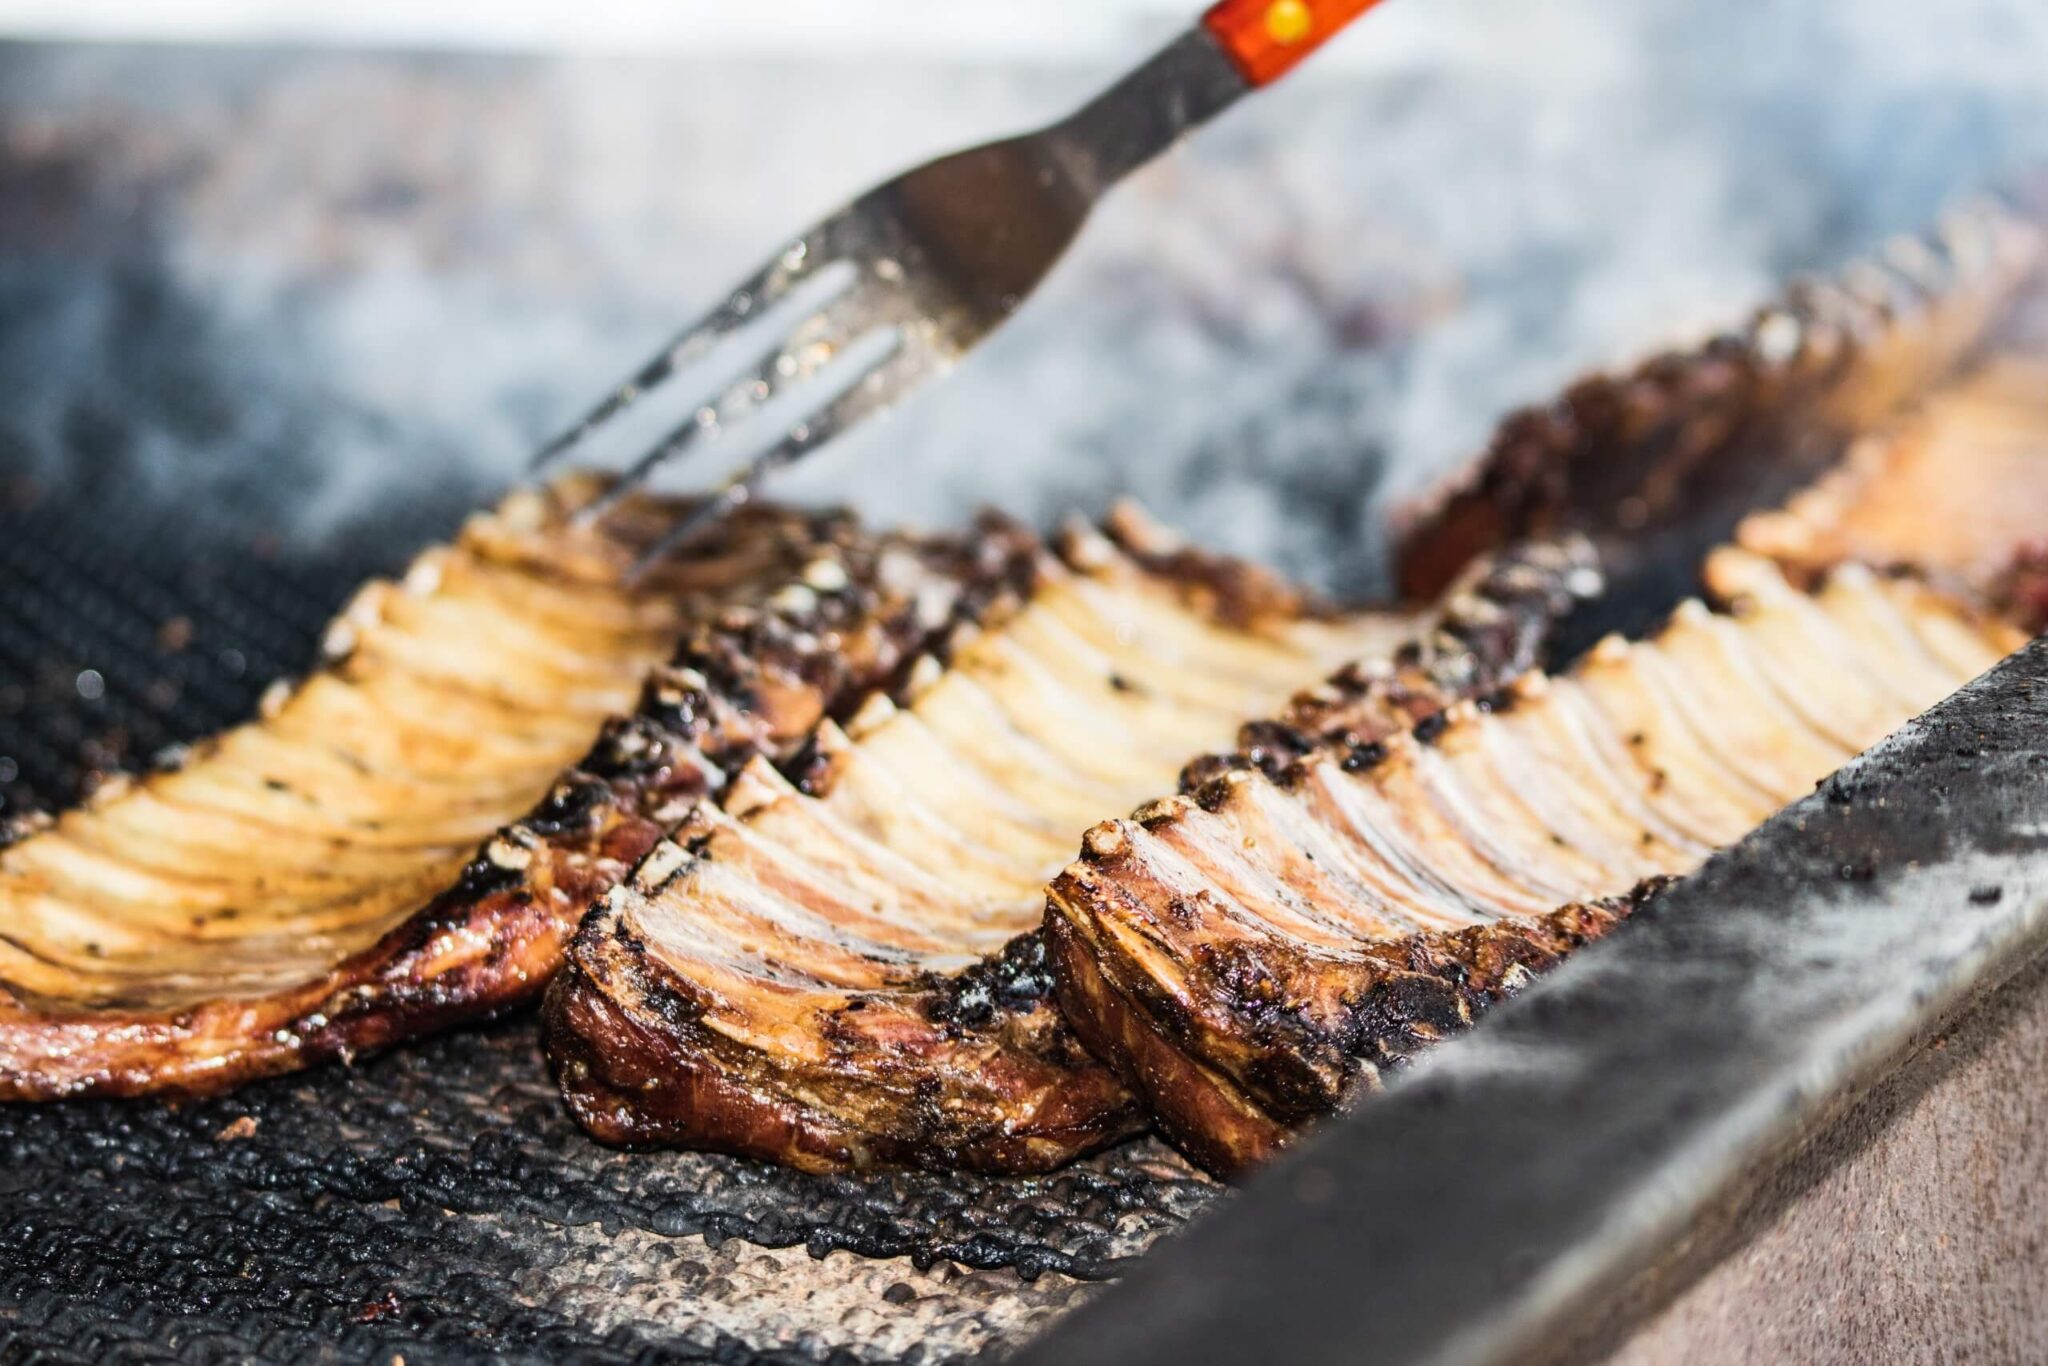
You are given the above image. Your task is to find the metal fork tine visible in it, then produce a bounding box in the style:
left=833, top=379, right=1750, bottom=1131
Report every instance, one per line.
left=528, top=234, right=840, bottom=472
left=572, top=287, right=870, bottom=526
left=628, top=482, right=758, bottom=581
left=627, top=333, right=917, bottom=580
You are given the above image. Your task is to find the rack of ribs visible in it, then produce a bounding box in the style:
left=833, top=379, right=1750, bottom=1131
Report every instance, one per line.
left=1045, top=548, right=2027, bottom=1174
left=1736, top=354, right=2048, bottom=630
left=543, top=517, right=1600, bottom=1173
left=543, top=206, right=2048, bottom=1177
left=0, top=478, right=1040, bottom=1099
left=1392, top=200, right=2048, bottom=604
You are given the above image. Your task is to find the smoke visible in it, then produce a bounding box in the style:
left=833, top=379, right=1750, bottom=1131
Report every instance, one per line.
left=1, top=0, right=2045, bottom=592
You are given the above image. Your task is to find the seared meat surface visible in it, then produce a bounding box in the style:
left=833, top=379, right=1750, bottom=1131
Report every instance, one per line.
left=544, top=517, right=1598, bottom=1173
left=0, top=479, right=1029, bottom=1099
left=1046, top=550, right=2025, bottom=1174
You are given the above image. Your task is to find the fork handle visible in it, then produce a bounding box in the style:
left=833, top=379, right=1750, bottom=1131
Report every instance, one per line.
left=1202, top=0, right=1391, bottom=86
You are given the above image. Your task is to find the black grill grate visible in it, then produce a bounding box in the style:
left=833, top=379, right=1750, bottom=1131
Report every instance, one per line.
left=0, top=1021, right=1211, bottom=1364
left=0, top=489, right=1214, bottom=1364
left=0, top=490, right=455, bottom=820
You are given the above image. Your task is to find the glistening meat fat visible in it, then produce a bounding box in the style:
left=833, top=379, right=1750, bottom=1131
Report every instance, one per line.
left=0, top=479, right=1034, bottom=1099
left=1045, top=549, right=2026, bottom=1175
left=542, top=520, right=1598, bottom=1174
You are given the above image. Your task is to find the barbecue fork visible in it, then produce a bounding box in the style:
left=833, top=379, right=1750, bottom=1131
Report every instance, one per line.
left=534, top=0, right=1393, bottom=571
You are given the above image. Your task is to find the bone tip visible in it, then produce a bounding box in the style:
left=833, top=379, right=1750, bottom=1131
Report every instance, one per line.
left=844, top=692, right=899, bottom=740
left=1589, top=634, right=1632, bottom=666
left=1104, top=498, right=1178, bottom=553
left=84, top=772, right=134, bottom=808
left=766, top=583, right=820, bottom=618
left=1751, top=309, right=1803, bottom=366
left=810, top=720, right=852, bottom=757
left=401, top=551, right=448, bottom=598
left=257, top=678, right=295, bottom=720
left=801, top=556, right=851, bottom=594
left=1134, top=795, right=1195, bottom=826
left=902, top=654, right=944, bottom=700
left=1083, top=823, right=1129, bottom=861
left=484, top=835, right=534, bottom=873
left=1733, top=510, right=1802, bottom=556
left=1703, top=545, right=1771, bottom=591
left=632, top=839, right=691, bottom=893
left=1829, top=560, right=1877, bottom=591
left=1059, top=519, right=1117, bottom=573
left=319, top=620, right=358, bottom=663
left=496, top=486, right=550, bottom=532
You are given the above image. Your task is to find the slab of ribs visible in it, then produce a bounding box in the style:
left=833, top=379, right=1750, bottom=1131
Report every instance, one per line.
left=3, top=202, right=2045, bottom=1179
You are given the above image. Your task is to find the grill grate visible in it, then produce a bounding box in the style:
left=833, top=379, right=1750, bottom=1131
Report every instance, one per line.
left=0, top=491, right=459, bottom=820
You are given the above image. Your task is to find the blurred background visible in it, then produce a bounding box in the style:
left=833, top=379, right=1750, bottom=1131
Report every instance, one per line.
left=1, top=0, right=2046, bottom=807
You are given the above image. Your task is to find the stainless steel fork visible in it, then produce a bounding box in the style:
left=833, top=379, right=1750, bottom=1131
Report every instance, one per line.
left=534, top=0, right=1392, bottom=571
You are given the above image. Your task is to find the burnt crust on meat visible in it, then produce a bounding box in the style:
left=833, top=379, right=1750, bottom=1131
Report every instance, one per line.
left=542, top=526, right=1600, bottom=1174
left=545, top=916, right=1137, bottom=1174
left=1045, top=884, right=1643, bottom=1174
left=1177, top=536, right=1601, bottom=791
left=1047, top=550, right=2027, bottom=1175
left=0, top=480, right=1039, bottom=1100
left=1088, top=501, right=1336, bottom=630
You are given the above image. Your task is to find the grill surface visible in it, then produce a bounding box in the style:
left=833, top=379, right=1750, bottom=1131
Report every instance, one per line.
left=3, top=30, right=2043, bottom=1365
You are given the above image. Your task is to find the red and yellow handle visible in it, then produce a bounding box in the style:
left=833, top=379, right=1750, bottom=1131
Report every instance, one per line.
left=1202, top=0, right=1391, bottom=86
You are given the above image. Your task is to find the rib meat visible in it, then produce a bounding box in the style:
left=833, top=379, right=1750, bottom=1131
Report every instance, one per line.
left=1393, top=203, right=2047, bottom=602
left=1737, top=355, right=2048, bottom=628
left=1046, top=549, right=2026, bottom=1175
left=544, top=518, right=1598, bottom=1173
left=0, top=479, right=1033, bottom=1099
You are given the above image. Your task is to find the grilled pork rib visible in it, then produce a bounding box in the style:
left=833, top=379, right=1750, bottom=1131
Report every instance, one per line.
left=0, top=480, right=1034, bottom=1099
left=1047, top=549, right=2026, bottom=1175
left=544, top=520, right=1599, bottom=1173
left=1737, top=356, right=2048, bottom=626
left=1393, top=203, right=2047, bottom=603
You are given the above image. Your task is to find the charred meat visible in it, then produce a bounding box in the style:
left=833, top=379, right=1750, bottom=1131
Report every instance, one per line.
left=1393, top=203, right=2047, bottom=604
left=1046, top=549, right=2026, bottom=1175
left=0, top=480, right=1032, bottom=1099
left=544, top=516, right=1599, bottom=1174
